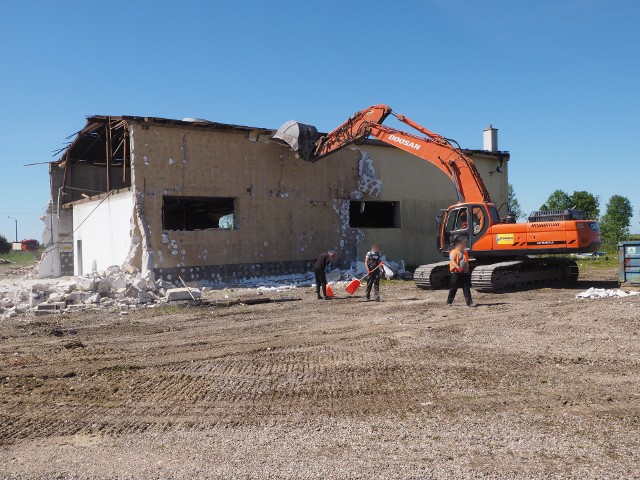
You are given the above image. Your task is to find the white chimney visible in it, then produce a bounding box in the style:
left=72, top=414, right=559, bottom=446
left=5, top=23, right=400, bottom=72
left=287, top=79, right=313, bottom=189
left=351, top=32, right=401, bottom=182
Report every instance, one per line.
left=483, top=125, right=498, bottom=152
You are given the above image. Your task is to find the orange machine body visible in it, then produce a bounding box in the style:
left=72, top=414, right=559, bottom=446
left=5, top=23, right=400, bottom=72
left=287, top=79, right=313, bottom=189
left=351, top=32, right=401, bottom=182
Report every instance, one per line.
left=440, top=202, right=600, bottom=259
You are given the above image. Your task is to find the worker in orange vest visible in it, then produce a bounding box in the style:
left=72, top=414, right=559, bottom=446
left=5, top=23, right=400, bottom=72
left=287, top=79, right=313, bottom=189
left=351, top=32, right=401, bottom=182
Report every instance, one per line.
left=446, top=237, right=477, bottom=307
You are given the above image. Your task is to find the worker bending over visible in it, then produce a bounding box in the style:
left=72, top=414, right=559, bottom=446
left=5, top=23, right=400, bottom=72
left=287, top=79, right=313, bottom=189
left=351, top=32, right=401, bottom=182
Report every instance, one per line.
left=314, top=251, right=337, bottom=300
left=447, top=238, right=477, bottom=307
left=365, top=244, right=384, bottom=302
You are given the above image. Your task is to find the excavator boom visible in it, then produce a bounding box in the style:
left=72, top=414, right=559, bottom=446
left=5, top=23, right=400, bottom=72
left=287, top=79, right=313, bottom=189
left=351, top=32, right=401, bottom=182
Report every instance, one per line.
left=273, top=104, right=601, bottom=292
left=272, top=104, right=491, bottom=203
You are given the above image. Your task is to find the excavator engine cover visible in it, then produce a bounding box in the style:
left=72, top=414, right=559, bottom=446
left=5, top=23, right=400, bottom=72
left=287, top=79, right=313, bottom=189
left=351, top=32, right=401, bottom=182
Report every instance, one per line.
left=271, top=120, right=321, bottom=162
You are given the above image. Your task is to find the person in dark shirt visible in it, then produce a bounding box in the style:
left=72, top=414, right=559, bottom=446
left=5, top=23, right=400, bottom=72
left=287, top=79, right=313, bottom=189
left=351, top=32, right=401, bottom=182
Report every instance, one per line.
left=314, top=251, right=337, bottom=300
left=365, top=244, right=384, bottom=302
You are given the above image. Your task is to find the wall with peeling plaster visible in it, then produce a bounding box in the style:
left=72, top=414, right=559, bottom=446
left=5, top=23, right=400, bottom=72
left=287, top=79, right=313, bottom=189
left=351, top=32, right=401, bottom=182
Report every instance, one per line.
left=128, top=123, right=361, bottom=282
left=353, top=144, right=509, bottom=266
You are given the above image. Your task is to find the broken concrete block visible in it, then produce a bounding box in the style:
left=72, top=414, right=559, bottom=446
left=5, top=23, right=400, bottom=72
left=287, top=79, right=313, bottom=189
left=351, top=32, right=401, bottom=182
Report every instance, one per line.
left=138, top=291, right=154, bottom=304
left=68, top=291, right=92, bottom=303
left=125, top=285, right=139, bottom=298
left=96, top=279, right=112, bottom=294
left=76, top=277, right=98, bottom=291
left=67, top=304, right=92, bottom=312
left=166, top=288, right=201, bottom=302
left=111, top=276, right=128, bottom=290
left=48, top=292, right=65, bottom=303
left=133, top=278, right=147, bottom=291
left=36, top=302, right=66, bottom=311
left=84, top=293, right=101, bottom=304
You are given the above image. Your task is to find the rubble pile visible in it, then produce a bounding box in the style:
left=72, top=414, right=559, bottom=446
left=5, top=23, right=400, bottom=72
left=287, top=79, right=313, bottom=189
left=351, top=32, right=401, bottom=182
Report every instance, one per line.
left=0, top=256, right=411, bottom=321
left=0, top=265, right=200, bottom=320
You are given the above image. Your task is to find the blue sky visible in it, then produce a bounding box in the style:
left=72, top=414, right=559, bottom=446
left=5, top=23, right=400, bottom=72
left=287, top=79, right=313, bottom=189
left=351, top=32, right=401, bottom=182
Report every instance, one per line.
left=1, top=0, right=639, bottom=240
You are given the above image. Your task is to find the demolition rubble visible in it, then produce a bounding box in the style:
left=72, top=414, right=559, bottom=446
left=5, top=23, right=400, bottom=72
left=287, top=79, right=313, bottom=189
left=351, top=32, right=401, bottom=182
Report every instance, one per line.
left=0, top=257, right=409, bottom=321
left=0, top=265, right=200, bottom=320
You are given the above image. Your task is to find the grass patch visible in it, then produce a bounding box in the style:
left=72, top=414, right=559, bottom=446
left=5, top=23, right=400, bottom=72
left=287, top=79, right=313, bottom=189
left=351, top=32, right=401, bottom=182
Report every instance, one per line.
left=0, top=250, right=41, bottom=266
left=576, top=255, right=618, bottom=270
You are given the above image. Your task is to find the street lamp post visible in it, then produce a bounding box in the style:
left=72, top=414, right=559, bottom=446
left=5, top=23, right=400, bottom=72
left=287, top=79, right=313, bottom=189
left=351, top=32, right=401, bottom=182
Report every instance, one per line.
left=7, top=216, right=17, bottom=243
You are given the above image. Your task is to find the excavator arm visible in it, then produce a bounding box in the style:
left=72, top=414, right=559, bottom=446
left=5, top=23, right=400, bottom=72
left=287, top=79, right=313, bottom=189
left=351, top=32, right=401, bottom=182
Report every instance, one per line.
left=272, top=104, right=492, bottom=203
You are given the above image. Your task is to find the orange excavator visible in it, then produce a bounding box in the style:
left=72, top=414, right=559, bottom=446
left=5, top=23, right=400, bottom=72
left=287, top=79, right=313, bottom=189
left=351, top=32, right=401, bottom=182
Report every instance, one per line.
left=272, top=105, right=601, bottom=291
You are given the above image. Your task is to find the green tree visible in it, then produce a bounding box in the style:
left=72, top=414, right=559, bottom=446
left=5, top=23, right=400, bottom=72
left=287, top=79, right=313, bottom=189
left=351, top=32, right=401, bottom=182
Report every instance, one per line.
left=539, top=190, right=600, bottom=219
left=0, top=234, right=10, bottom=254
left=600, top=195, right=633, bottom=245
left=507, top=184, right=524, bottom=219
left=569, top=191, right=600, bottom=219
left=540, top=189, right=571, bottom=211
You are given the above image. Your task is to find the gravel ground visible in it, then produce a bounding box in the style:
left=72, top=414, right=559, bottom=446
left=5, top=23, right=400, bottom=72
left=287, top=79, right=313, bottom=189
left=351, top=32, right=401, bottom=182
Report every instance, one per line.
left=1, top=267, right=639, bottom=479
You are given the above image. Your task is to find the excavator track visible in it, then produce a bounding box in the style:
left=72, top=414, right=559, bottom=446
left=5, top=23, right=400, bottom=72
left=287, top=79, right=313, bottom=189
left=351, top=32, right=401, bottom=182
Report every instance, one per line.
left=414, top=261, right=453, bottom=289
left=471, top=258, right=578, bottom=292
left=414, top=258, right=578, bottom=292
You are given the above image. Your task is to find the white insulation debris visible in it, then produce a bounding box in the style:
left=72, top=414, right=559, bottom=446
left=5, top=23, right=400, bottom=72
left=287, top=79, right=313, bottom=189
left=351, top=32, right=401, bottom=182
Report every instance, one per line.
left=576, top=287, right=640, bottom=299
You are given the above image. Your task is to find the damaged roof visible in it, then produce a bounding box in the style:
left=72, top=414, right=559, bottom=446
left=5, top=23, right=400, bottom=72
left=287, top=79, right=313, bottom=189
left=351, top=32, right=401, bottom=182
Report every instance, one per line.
left=96, top=115, right=276, bottom=134
left=54, top=115, right=277, bottom=165
left=54, top=114, right=508, bottom=165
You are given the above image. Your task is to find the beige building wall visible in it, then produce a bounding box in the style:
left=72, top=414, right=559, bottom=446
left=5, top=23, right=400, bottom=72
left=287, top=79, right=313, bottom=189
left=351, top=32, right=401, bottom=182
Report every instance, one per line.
left=128, top=123, right=362, bottom=281
left=355, top=144, right=509, bottom=266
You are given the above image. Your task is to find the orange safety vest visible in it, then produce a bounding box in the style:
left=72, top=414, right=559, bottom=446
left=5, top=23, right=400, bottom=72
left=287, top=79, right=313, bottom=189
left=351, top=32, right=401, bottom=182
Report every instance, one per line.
left=449, top=249, right=470, bottom=273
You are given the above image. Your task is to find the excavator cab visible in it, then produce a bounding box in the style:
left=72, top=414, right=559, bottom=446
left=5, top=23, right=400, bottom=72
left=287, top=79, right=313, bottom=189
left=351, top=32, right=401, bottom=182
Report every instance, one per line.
left=442, top=206, right=470, bottom=250
left=439, top=203, right=498, bottom=255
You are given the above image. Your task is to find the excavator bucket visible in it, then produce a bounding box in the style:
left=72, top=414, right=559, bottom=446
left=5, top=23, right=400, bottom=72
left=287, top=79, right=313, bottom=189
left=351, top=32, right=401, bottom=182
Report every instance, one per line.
left=271, top=120, right=321, bottom=162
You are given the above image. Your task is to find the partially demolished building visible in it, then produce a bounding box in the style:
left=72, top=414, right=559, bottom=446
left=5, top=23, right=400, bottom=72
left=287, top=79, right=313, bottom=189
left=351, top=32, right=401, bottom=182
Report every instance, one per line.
left=38, top=115, right=509, bottom=283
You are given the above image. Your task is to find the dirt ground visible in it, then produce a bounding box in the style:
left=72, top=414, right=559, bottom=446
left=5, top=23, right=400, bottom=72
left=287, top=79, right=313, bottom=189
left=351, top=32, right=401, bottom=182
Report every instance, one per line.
left=1, top=267, right=639, bottom=479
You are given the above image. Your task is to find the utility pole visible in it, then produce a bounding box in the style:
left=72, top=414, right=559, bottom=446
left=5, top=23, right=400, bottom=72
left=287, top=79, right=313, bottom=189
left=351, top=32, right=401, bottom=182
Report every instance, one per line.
left=7, top=216, right=17, bottom=242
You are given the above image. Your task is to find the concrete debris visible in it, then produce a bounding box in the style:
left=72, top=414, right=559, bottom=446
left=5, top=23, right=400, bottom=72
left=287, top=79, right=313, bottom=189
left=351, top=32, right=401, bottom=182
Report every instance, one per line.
left=0, top=254, right=409, bottom=320
left=228, top=256, right=410, bottom=293
left=0, top=264, right=190, bottom=321
left=85, top=293, right=101, bottom=304
left=96, top=280, right=112, bottom=294
left=112, top=276, right=128, bottom=290
left=75, top=277, right=98, bottom=291
left=166, top=288, right=201, bottom=302
left=576, top=288, right=640, bottom=299
left=36, top=302, right=66, bottom=311
left=138, top=291, right=156, bottom=304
